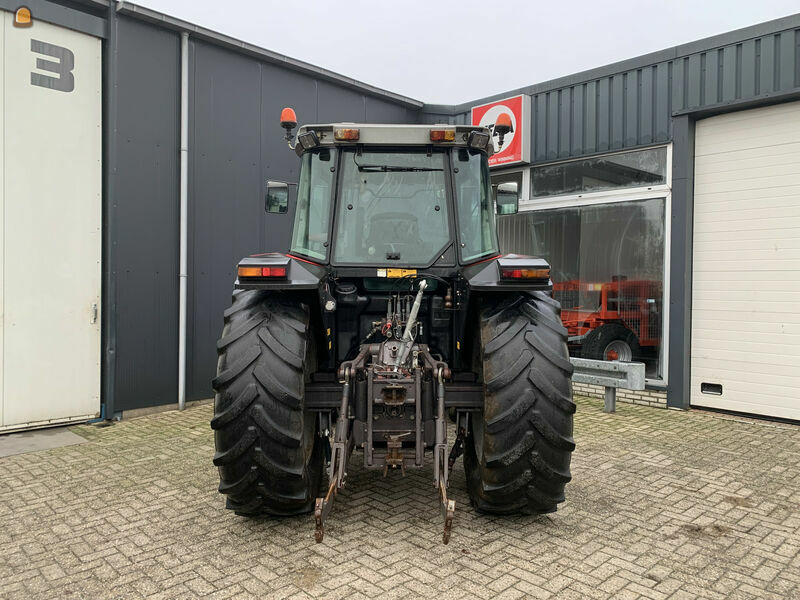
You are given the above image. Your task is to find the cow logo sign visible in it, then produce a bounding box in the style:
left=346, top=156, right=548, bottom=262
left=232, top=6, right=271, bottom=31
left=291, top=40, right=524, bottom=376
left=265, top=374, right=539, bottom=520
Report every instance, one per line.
left=471, top=94, right=531, bottom=167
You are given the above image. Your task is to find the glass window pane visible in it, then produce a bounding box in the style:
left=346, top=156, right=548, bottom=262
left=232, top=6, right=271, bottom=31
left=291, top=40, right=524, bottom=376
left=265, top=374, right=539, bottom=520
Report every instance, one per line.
left=455, top=149, right=498, bottom=262
left=532, top=147, right=667, bottom=198
left=498, top=198, right=666, bottom=379
left=291, top=149, right=336, bottom=260
left=333, top=150, right=450, bottom=266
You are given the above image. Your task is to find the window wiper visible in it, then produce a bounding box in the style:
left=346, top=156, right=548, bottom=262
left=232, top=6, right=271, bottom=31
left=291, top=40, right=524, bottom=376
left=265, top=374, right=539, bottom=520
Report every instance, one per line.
left=358, top=165, right=443, bottom=172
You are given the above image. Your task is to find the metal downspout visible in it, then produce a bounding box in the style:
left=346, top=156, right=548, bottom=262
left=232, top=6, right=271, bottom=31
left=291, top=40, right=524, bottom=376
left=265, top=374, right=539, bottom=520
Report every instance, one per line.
left=102, top=2, right=119, bottom=420
left=178, top=31, right=189, bottom=410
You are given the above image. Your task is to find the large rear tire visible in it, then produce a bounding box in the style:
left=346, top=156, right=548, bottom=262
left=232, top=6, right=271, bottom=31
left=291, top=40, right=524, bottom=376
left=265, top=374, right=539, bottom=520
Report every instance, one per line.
left=211, top=290, right=324, bottom=516
left=464, top=292, right=576, bottom=514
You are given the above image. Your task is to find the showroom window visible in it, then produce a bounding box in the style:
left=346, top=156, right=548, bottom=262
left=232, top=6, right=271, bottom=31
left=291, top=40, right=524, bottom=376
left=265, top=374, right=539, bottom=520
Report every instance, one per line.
left=496, top=146, right=670, bottom=381
left=531, top=146, right=667, bottom=198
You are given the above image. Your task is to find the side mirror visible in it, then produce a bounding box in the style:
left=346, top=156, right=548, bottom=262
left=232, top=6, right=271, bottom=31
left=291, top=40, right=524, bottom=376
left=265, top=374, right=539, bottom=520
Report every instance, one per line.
left=265, top=181, right=289, bottom=214
left=495, top=181, right=519, bottom=215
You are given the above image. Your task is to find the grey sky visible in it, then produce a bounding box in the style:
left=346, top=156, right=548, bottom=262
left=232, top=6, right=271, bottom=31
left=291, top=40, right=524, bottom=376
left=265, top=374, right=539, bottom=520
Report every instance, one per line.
left=132, top=0, right=799, bottom=105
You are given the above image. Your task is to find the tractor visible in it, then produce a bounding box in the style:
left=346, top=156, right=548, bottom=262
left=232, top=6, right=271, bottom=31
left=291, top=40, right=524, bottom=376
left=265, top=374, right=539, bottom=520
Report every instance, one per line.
left=210, top=110, right=576, bottom=544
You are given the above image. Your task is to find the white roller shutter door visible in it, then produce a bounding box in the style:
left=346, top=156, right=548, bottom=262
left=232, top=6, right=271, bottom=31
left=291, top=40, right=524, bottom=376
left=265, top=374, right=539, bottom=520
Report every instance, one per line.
left=691, top=101, right=800, bottom=420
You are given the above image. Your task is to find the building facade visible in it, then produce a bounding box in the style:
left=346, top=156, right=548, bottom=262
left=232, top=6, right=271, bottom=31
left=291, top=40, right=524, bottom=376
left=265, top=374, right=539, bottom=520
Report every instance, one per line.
left=0, top=0, right=797, bottom=430
left=423, top=16, right=800, bottom=419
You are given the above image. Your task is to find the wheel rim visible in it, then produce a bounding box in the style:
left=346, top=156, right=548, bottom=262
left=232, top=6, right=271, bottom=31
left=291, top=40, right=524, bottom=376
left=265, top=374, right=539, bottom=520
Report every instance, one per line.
left=603, top=340, right=632, bottom=361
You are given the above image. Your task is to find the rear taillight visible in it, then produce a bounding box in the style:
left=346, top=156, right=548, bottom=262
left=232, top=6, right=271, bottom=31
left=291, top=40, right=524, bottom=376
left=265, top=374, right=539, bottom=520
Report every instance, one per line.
left=500, top=268, right=550, bottom=280
left=334, top=128, right=360, bottom=141
left=429, top=129, right=456, bottom=142
left=238, top=266, right=287, bottom=278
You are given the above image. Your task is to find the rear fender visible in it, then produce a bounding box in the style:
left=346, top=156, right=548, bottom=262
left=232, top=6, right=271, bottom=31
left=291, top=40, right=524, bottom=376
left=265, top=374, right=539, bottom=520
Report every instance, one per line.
left=463, top=254, right=552, bottom=293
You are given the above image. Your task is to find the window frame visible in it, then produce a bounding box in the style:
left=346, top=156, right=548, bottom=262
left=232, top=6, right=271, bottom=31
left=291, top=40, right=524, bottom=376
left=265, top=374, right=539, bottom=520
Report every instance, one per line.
left=524, top=144, right=672, bottom=209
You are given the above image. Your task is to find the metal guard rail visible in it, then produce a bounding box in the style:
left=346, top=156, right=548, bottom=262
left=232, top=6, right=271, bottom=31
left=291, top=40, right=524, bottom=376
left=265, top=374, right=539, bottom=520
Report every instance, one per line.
left=570, top=358, right=646, bottom=413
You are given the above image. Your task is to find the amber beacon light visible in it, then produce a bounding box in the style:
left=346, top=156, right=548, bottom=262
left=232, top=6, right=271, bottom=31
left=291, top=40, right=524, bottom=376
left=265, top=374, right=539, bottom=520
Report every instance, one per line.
left=14, top=6, right=33, bottom=27
left=280, top=107, right=298, bottom=146
left=279, top=107, right=297, bottom=131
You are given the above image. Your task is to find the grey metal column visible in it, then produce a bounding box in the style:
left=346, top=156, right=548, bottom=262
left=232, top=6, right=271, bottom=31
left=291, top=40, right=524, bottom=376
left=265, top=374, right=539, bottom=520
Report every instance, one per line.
left=102, top=1, right=119, bottom=420
left=178, top=32, right=189, bottom=410
left=667, top=115, right=695, bottom=409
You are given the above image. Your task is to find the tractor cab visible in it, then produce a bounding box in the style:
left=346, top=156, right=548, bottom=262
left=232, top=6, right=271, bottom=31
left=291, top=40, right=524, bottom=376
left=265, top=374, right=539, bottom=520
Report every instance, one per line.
left=282, top=122, right=502, bottom=269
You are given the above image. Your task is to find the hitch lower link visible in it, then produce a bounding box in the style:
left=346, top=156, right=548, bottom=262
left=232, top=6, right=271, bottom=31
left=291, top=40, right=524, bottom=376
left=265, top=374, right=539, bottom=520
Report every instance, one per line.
left=315, top=366, right=353, bottom=543
left=434, top=367, right=456, bottom=544
left=314, top=364, right=457, bottom=545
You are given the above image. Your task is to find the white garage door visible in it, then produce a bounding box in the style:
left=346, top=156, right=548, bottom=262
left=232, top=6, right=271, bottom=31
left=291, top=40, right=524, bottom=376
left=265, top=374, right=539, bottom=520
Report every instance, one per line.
left=1, top=12, right=102, bottom=431
left=691, top=101, right=800, bottom=420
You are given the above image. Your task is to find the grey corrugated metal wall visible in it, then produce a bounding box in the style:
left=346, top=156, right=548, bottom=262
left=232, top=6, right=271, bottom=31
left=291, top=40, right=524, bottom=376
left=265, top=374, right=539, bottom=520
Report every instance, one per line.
left=186, top=41, right=415, bottom=402
left=529, top=26, right=799, bottom=161
left=109, top=19, right=416, bottom=410
left=423, top=25, right=800, bottom=162
left=112, top=16, right=181, bottom=411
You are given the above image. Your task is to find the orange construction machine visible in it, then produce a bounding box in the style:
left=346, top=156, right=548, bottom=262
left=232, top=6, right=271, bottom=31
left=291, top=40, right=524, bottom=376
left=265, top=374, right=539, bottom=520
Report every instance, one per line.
left=553, top=277, right=662, bottom=362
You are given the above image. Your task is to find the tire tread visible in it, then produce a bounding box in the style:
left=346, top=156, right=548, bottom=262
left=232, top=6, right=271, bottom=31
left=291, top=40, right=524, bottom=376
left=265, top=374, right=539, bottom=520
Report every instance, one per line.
left=211, top=290, right=323, bottom=517
left=464, top=291, right=575, bottom=514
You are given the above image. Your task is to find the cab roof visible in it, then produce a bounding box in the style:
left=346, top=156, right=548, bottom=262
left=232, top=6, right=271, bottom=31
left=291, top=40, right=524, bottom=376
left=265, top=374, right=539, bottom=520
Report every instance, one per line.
left=296, top=123, right=495, bottom=154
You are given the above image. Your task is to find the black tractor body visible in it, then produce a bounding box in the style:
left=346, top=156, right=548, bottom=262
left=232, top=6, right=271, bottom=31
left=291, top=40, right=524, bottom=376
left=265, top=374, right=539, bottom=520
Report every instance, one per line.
left=211, top=122, right=575, bottom=544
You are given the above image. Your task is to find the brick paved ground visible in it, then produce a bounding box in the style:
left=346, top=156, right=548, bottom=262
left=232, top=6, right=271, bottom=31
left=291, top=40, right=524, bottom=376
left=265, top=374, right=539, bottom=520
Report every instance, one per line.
left=1, top=397, right=799, bottom=600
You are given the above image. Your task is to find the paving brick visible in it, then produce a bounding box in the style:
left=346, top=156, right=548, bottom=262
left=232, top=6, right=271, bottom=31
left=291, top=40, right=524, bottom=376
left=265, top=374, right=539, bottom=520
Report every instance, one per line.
left=0, top=396, right=799, bottom=599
